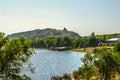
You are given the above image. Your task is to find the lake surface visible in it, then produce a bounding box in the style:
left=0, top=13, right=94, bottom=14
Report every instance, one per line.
left=23, top=49, right=85, bottom=80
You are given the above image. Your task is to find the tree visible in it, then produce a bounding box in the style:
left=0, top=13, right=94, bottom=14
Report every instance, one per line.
left=114, top=42, right=120, bottom=52
left=55, top=37, right=63, bottom=47
left=88, top=32, right=98, bottom=47
left=94, top=47, right=120, bottom=80
left=0, top=33, right=33, bottom=80
left=91, top=32, right=95, bottom=37
left=103, top=35, right=106, bottom=43
left=62, top=37, right=72, bottom=46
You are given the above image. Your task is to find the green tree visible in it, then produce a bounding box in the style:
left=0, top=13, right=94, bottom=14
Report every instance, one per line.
left=62, top=37, right=72, bottom=46
left=74, top=53, right=96, bottom=80
left=114, top=42, right=120, bottom=52
left=72, top=47, right=120, bottom=80
left=94, top=47, right=120, bottom=80
left=55, top=37, right=63, bottom=47
left=88, top=32, right=98, bottom=47
left=0, top=33, right=33, bottom=80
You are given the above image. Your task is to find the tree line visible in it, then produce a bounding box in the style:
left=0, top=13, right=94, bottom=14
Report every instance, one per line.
left=30, top=32, right=107, bottom=49
left=30, top=32, right=120, bottom=49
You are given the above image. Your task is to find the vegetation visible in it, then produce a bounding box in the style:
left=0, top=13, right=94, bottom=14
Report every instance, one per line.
left=11, top=28, right=120, bottom=49
left=30, top=32, right=120, bottom=50
left=51, top=74, right=72, bottom=80
left=30, top=32, right=101, bottom=49
left=11, top=28, right=80, bottom=39
left=0, top=33, right=33, bottom=80
left=30, top=36, right=73, bottom=48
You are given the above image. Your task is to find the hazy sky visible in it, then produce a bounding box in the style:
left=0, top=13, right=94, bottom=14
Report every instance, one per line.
left=0, top=0, right=120, bottom=35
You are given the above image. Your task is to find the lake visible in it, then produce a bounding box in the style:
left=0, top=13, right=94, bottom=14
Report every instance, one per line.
left=23, top=49, right=85, bottom=80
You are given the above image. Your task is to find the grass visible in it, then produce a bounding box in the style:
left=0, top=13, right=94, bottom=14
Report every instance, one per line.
left=71, top=46, right=114, bottom=53
left=72, top=47, right=94, bottom=53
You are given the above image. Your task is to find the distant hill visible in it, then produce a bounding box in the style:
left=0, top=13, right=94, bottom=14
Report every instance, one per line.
left=11, top=28, right=80, bottom=39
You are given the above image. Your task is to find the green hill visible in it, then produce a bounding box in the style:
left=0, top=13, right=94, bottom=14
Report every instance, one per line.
left=11, top=28, right=80, bottom=39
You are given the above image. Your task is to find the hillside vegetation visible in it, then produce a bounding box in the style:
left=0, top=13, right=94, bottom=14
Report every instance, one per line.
left=11, top=28, right=80, bottom=39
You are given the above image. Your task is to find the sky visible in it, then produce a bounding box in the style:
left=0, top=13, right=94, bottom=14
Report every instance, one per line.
left=0, top=0, right=120, bottom=36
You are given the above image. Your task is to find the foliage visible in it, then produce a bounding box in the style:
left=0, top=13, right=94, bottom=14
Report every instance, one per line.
left=73, top=67, right=84, bottom=80
left=88, top=32, right=98, bottom=47
left=72, top=47, right=120, bottom=80
left=94, top=47, right=120, bottom=80
left=114, top=42, right=120, bottom=52
left=0, top=33, right=33, bottom=80
left=17, top=31, right=120, bottom=49
left=51, top=73, right=72, bottom=80
left=31, top=36, right=73, bottom=48
left=30, top=34, right=99, bottom=49
left=11, top=28, right=80, bottom=39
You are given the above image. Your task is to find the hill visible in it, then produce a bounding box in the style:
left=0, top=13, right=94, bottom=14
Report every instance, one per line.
left=11, top=28, right=80, bottom=39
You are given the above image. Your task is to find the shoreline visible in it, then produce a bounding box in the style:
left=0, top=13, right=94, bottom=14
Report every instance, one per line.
left=32, top=47, right=94, bottom=53
left=70, top=47, right=94, bottom=53
left=71, top=46, right=114, bottom=53
left=32, top=46, right=114, bottom=53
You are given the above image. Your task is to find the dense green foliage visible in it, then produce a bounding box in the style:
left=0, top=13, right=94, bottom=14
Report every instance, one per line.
left=114, top=42, right=120, bottom=52
left=30, top=32, right=120, bottom=49
left=11, top=28, right=80, bottom=39
left=30, top=36, right=73, bottom=48
left=51, top=74, right=72, bottom=80
left=0, top=33, right=33, bottom=80
left=30, top=32, right=101, bottom=48
left=73, top=45, right=120, bottom=80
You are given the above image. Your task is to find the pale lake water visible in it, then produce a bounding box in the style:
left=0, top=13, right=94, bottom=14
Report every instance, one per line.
left=22, top=49, right=85, bottom=80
